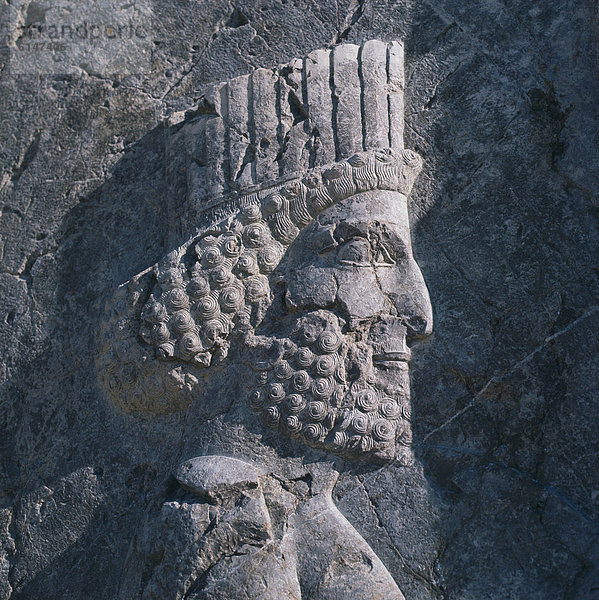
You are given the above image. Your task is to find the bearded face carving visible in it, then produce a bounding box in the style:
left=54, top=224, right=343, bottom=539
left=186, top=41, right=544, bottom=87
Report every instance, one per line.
left=247, top=190, right=432, bottom=462
left=96, top=40, right=433, bottom=464
left=96, top=40, right=433, bottom=600
left=98, top=170, right=431, bottom=463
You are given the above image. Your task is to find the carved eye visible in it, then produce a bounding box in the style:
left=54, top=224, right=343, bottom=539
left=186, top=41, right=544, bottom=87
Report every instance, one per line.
left=373, top=244, right=397, bottom=266
left=336, top=238, right=372, bottom=265
left=369, top=228, right=408, bottom=266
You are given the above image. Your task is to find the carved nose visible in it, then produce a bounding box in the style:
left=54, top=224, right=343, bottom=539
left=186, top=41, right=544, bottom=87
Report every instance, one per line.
left=390, top=257, right=433, bottom=340
left=397, top=291, right=433, bottom=339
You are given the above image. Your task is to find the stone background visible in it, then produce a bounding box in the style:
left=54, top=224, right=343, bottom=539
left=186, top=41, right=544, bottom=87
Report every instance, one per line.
left=1, top=1, right=598, bottom=598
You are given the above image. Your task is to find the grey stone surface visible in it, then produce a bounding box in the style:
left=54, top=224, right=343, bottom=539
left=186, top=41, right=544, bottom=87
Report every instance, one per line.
left=0, top=1, right=598, bottom=599
left=141, top=458, right=403, bottom=599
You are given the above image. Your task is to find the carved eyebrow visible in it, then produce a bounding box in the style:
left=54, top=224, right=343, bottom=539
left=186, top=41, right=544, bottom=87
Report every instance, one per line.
left=332, top=236, right=400, bottom=269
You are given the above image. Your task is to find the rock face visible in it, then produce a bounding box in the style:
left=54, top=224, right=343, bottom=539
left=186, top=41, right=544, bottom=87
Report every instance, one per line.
left=1, top=2, right=598, bottom=600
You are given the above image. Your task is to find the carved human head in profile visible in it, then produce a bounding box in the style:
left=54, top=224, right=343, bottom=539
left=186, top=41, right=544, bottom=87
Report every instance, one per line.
left=96, top=40, right=433, bottom=463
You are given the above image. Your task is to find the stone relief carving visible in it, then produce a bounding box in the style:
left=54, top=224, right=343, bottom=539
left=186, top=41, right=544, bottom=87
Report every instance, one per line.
left=141, top=456, right=402, bottom=600
left=96, top=40, right=432, bottom=598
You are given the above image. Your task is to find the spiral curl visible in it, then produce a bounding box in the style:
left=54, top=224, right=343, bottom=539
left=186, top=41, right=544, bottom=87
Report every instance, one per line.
left=317, top=331, right=341, bottom=354
left=286, top=393, right=306, bottom=414
left=236, top=252, right=259, bottom=276
left=372, top=419, right=395, bottom=442
left=195, top=293, right=220, bottom=320
left=255, top=371, right=268, bottom=385
left=243, top=222, right=269, bottom=248
left=170, top=310, right=195, bottom=334
left=202, top=319, right=227, bottom=345
left=157, top=341, right=175, bottom=359
left=179, top=332, right=203, bottom=359
left=210, top=266, right=231, bottom=288
left=249, top=389, right=265, bottom=409
left=314, top=354, right=336, bottom=376
left=264, top=405, right=280, bottom=426
left=300, top=325, right=321, bottom=345
left=258, top=243, right=283, bottom=274
left=291, top=370, right=311, bottom=392
left=356, top=388, right=379, bottom=413
left=202, top=246, right=224, bottom=268
left=307, top=401, right=328, bottom=422
left=360, top=435, right=374, bottom=453
left=152, top=323, right=170, bottom=344
left=401, top=149, right=422, bottom=169
left=380, top=400, right=400, bottom=419
left=263, top=193, right=284, bottom=215
left=240, top=203, right=262, bottom=223
left=295, top=347, right=315, bottom=368
left=397, top=427, right=413, bottom=447
left=143, top=300, right=167, bottom=324
left=332, top=431, right=348, bottom=448
left=274, top=360, right=294, bottom=380
left=166, top=288, right=190, bottom=311
left=245, top=275, right=269, bottom=302
left=334, top=364, right=347, bottom=384
left=311, top=377, right=334, bottom=401
left=188, top=276, right=210, bottom=298
left=332, top=385, right=346, bottom=405
left=285, top=415, right=302, bottom=433
left=268, top=382, right=286, bottom=403
left=219, top=286, right=243, bottom=312
left=351, top=414, right=369, bottom=435
left=222, top=233, right=242, bottom=258
left=304, top=423, right=326, bottom=442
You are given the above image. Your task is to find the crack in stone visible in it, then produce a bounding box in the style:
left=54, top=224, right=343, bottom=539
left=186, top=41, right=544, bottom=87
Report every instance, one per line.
left=504, top=188, right=599, bottom=309
left=161, top=11, right=235, bottom=102
left=431, top=480, right=482, bottom=589
left=423, top=60, right=464, bottom=110
left=423, top=305, right=599, bottom=443
left=333, top=0, right=366, bottom=45
left=492, top=462, right=599, bottom=530
left=422, top=222, right=496, bottom=311
left=357, top=477, right=445, bottom=597
left=450, top=109, right=522, bottom=199
left=4, top=507, right=16, bottom=600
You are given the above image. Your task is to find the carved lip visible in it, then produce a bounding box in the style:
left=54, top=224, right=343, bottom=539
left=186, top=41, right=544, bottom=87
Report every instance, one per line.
left=372, top=350, right=411, bottom=366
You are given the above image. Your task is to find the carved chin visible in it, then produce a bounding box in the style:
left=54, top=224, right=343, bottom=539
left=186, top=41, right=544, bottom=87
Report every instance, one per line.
left=246, top=311, right=412, bottom=462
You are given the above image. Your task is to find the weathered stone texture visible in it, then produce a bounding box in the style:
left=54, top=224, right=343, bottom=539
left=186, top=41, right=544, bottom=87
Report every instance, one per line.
left=1, top=1, right=598, bottom=599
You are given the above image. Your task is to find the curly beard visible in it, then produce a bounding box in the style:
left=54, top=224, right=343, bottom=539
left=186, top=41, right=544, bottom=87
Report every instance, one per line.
left=244, top=310, right=413, bottom=463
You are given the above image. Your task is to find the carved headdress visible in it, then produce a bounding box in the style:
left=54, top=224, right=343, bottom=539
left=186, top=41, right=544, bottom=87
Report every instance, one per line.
left=97, top=42, right=423, bottom=455
left=166, top=40, right=419, bottom=240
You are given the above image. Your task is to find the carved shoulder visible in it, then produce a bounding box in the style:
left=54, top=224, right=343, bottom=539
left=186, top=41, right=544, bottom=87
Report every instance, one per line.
left=174, top=456, right=265, bottom=499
